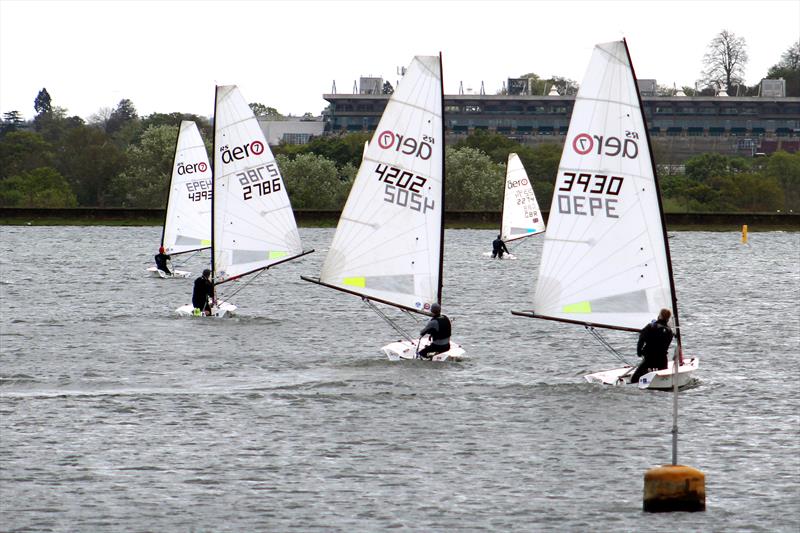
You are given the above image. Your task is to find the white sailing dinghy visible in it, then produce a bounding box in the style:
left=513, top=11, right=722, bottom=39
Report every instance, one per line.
left=175, top=85, right=313, bottom=318
left=301, top=55, right=465, bottom=361
left=484, top=152, right=546, bottom=260
left=511, top=40, right=698, bottom=390
left=148, top=120, right=211, bottom=278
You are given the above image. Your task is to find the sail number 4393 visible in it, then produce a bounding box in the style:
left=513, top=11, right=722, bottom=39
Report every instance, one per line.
left=374, top=164, right=435, bottom=213
left=238, top=163, right=281, bottom=200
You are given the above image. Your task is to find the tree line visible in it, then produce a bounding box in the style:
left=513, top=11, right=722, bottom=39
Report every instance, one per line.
left=0, top=34, right=797, bottom=213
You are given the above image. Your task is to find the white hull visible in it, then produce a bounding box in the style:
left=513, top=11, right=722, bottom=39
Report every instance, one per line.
left=174, top=301, right=237, bottom=318
left=584, top=358, right=699, bottom=391
left=147, top=266, right=191, bottom=279
left=381, top=338, right=466, bottom=362
left=481, top=251, right=517, bottom=260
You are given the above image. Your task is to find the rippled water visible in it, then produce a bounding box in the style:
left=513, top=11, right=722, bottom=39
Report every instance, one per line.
left=1, top=226, right=798, bottom=532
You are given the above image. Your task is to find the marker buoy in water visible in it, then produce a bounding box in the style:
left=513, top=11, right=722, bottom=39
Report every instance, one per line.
left=742, top=224, right=748, bottom=244
left=643, top=464, right=705, bottom=512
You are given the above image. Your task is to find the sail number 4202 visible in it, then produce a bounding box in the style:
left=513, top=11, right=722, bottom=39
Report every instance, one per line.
left=374, top=164, right=435, bottom=213
left=238, top=163, right=281, bottom=200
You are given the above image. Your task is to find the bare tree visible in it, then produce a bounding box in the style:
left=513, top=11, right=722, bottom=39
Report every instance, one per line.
left=700, top=30, right=748, bottom=93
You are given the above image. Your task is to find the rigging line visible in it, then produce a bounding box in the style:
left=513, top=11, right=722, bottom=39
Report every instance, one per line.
left=363, top=298, right=414, bottom=342
left=172, top=250, right=199, bottom=268
left=217, top=266, right=268, bottom=303
left=585, top=326, right=634, bottom=366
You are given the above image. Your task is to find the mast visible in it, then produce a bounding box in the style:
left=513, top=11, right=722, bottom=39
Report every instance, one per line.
left=437, top=51, right=445, bottom=306
left=622, top=38, right=682, bottom=466
left=159, top=123, right=183, bottom=249
left=622, top=38, right=681, bottom=350
left=210, top=87, right=218, bottom=298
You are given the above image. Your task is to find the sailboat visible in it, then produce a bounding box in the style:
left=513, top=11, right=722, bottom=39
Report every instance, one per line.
left=175, top=85, right=313, bottom=317
left=484, top=152, right=546, bottom=259
left=301, top=55, right=465, bottom=361
left=147, top=120, right=211, bottom=278
left=511, top=40, right=698, bottom=390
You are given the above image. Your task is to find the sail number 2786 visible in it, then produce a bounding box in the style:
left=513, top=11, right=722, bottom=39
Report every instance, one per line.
left=238, top=163, right=281, bottom=200
left=374, top=164, right=435, bottom=213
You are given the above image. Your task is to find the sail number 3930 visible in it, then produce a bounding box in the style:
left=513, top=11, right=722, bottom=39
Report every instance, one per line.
left=374, top=163, right=435, bottom=213
left=238, top=163, right=281, bottom=200
left=557, top=172, right=624, bottom=218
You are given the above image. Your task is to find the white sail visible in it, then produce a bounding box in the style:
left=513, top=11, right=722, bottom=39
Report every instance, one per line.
left=501, top=153, right=546, bottom=242
left=212, top=85, right=303, bottom=282
left=162, top=121, right=211, bottom=254
left=318, top=56, right=443, bottom=313
left=531, top=41, right=672, bottom=331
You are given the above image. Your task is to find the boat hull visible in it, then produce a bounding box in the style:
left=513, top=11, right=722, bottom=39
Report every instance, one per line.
left=381, top=338, right=466, bottom=362
left=481, top=251, right=517, bottom=260
left=584, top=358, right=699, bottom=391
left=175, top=301, right=237, bottom=318
left=147, top=266, right=191, bottom=279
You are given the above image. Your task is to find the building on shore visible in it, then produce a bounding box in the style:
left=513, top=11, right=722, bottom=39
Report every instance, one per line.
left=320, top=77, right=800, bottom=161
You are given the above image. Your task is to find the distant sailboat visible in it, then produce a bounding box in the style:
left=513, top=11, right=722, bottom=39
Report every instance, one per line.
left=302, top=55, right=465, bottom=361
left=175, top=85, right=313, bottom=317
left=511, top=40, right=698, bottom=390
left=485, top=152, right=546, bottom=259
left=148, top=120, right=211, bottom=278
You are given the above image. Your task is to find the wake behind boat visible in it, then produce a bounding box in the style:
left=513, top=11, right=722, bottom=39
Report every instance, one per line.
left=148, top=121, right=211, bottom=279
left=175, top=85, right=312, bottom=318
left=301, top=55, right=464, bottom=362
left=511, top=40, right=697, bottom=390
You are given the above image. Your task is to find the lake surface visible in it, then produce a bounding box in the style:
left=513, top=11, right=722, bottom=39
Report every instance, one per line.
left=1, top=226, right=798, bottom=532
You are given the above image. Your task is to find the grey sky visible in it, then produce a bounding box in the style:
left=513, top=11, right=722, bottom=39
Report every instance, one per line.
left=1, top=0, right=797, bottom=120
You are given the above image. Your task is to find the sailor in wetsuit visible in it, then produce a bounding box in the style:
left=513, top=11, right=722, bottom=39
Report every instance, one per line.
left=417, top=302, right=452, bottom=359
left=154, top=246, right=173, bottom=276
left=630, top=308, right=674, bottom=383
left=192, top=268, right=214, bottom=315
left=492, top=235, right=510, bottom=259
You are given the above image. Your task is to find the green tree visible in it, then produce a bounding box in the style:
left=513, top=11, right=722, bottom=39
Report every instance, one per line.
left=57, top=125, right=126, bottom=205
left=107, top=124, right=179, bottom=207
left=0, top=131, right=54, bottom=179
left=764, top=150, right=800, bottom=211
left=766, top=40, right=800, bottom=96
left=445, top=146, right=504, bottom=210
left=1, top=111, right=25, bottom=137
left=0, top=166, right=77, bottom=207
left=700, top=29, right=748, bottom=93
left=34, top=88, right=52, bottom=115
left=249, top=103, right=283, bottom=120
left=106, top=98, right=139, bottom=135
left=454, top=129, right=517, bottom=163
left=276, top=153, right=352, bottom=209
left=684, top=153, right=732, bottom=182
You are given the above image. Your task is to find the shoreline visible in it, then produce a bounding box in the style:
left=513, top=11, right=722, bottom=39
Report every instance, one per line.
left=0, top=208, right=797, bottom=231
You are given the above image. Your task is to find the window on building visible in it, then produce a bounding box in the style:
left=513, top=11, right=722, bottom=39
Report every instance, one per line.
left=465, top=105, right=482, bottom=113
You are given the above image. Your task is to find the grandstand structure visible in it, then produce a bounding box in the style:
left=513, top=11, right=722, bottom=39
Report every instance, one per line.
left=321, top=78, right=800, bottom=160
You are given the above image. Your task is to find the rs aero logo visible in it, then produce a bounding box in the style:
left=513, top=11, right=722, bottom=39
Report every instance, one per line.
left=572, top=131, right=640, bottom=159
left=507, top=178, right=529, bottom=189
left=220, top=140, right=265, bottom=163
left=176, top=161, right=208, bottom=175
left=377, top=130, right=433, bottom=160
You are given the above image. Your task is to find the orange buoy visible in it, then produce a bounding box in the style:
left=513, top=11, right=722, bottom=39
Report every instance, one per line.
left=742, top=224, right=748, bottom=244
left=643, top=464, right=705, bottom=512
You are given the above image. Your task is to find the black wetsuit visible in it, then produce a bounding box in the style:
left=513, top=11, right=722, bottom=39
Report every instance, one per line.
left=192, top=276, right=214, bottom=312
left=630, top=319, right=674, bottom=383
left=418, top=315, right=452, bottom=358
left=154, top=252, right=172, bottom=275
left=492, top=238, right=509, bottom=258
